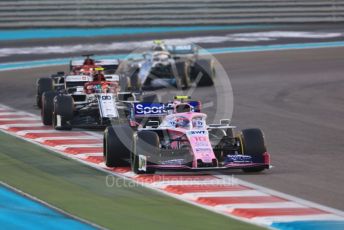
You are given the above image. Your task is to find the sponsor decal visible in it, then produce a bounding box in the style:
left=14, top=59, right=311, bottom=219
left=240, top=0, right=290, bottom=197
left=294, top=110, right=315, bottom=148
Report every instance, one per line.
left=134, top=103, right=171, bottom=116
left=189, top=130, right=206, bottom=135
left=192, top=138, right=209, bottom=147
left=166, top=44, right=194, bottom=54
left=101, top=95, right=112, bottom=100
left=65, top=75, right=90, bottom=82
left=134, top=101, right=200, bottom=117
left=195, top=147, right=212, bottom=153
left=187, top=130, right=210, bottom=148
left=225, top=155, right=252, bottom=163
left=99, top=94, right=118, bottom=118
left=159, top=159, right=185, bottom=165
left=193, top=119, right=205, bottom=128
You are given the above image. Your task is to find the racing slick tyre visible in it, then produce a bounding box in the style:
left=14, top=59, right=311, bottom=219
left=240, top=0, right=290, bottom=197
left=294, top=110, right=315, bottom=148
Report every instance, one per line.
left=41, top=91, right=57, bottom=125
left=241, top=128, right=267, bottom=173
left=132, top=130, right=158, bottom=174
left=36, top=78, right=53, bottom=108
left=192, top=59, right=215, bottom=87
left=176, top=61, right=191, bottom=89
left=53, top=95, right=74, bottom=130
left=104, top=125, right=133, bottom=167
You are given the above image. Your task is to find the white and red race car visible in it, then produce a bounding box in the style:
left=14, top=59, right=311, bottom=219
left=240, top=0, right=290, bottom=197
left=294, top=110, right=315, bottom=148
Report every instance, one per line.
left=37, top=55, right=141, bottom=130
left=36, top=54, right=121, bottom=108
left=104, top=96, right=271, bottom=174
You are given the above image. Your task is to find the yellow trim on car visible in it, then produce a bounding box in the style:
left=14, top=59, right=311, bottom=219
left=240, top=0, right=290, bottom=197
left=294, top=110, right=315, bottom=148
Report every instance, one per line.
left=237, top=134, right=244, bottom=154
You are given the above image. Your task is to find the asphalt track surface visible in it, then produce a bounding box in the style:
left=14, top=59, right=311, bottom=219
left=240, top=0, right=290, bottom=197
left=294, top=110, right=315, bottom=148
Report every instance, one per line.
left=1, top=44, right=343, bottom=212
left=1, top=23, right=344, bottom=63
left=1, top=22, right=344, bottom=212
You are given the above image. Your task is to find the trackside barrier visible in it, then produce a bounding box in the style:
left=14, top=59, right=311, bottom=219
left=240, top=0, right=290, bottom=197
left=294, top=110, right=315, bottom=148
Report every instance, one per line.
left=0, top=0, right=343, bottom=28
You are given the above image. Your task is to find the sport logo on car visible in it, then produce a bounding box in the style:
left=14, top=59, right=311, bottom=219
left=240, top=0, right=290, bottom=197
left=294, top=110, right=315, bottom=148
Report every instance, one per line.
left=134, top=103, right=171, bottom=116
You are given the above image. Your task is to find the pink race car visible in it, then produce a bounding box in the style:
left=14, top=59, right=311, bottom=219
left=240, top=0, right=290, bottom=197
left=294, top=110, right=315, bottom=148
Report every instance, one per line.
left=103, top=96, right=270, bottom=174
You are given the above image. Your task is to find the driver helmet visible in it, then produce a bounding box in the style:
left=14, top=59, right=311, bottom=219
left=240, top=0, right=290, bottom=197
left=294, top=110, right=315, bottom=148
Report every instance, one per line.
left=84, top=57, right=95, bottom=65
left=95, top=67, right=104, bottom=74
left=93, top=67, right=105, bottom=81
left=153, top=40, right=166, bottom=51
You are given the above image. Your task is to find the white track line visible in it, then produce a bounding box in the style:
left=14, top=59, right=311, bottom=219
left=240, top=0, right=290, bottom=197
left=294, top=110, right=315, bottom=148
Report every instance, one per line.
left=35, top=136, right=97, bottom=142
left=15, top=130, right=68, bottom=135
left=53, top=144, right=103, bottom=150
left=182, top=190, right=269, bottom=199
left=0, top=117, right=41, bottom=121
left=0, top=123, right=43, bottom=128
left=218, top=202, right=307, bottom=210
left=0, top=123, right=45, bottom=128
left=252, top=214, right=344, bottom=225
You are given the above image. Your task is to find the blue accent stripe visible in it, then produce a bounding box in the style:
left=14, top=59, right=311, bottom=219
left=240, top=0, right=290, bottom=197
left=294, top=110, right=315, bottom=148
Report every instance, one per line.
left=0, top=25, right=272, bottom=41
left=271, top=220, right=344, bottom=230
left=1, top=41, right=344, bottom=71
left=205, top=41, right=344, bottom=54
left=0, top=185, right=95, bottom=229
